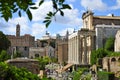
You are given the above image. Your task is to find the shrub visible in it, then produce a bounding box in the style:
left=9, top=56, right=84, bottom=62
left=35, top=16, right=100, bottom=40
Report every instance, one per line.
left=97, top=71, right=114, bottom=80
left=91, top=48, right=108, bottom=65
left=104, top=37, right=114, bottom=51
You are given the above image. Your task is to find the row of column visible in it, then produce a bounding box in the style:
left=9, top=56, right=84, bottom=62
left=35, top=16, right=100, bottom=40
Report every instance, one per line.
left=79, top=35, right=94, bottom=65
left=68, top=32, right=95, bottom=65
left=68, top=36, right=79, bottom=64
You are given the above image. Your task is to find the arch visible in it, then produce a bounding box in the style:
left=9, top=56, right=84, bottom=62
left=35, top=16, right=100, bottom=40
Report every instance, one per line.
left=118, top=58, right=120, bottom=62
left=111, top=58, right=116, bottom=62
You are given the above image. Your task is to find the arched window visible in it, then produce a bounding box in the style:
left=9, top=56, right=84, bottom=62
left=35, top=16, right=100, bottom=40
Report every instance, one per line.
left=111, top=58, right=116, bottom=62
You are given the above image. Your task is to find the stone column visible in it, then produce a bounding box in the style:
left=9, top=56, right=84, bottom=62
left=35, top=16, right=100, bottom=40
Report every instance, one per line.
left=78, top=34, right=82, bottom=64
left=84, top=35, right=87, bottom=64
left=90, top=36, right=94, bottom=50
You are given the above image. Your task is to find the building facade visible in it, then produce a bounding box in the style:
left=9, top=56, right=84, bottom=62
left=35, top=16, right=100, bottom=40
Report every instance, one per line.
left=6, top=24, right=35, bottom=57
left=29, top=47, right=45, bottom=58
left=34, top=31, right=56, bottom=58
left=68, top=29, right=95, bottom=65
left=68, top=10, right=120, bottom=66
left=96, top=25, right=120, bottom=49
left=56, top=31, right=69, bottom=64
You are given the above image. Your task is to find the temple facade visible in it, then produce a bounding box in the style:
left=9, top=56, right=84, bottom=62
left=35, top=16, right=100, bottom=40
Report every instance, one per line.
left=68, top=10, right=120, bottom=66
left=68, top=29, right=95, bottom=65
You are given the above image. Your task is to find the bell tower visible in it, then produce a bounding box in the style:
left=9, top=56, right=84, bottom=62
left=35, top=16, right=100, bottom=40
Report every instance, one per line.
left=16, top=24, right=20, bottom=37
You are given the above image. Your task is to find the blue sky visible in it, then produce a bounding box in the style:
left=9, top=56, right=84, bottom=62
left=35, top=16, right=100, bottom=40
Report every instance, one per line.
left=0, top=0, right=120, bottom=40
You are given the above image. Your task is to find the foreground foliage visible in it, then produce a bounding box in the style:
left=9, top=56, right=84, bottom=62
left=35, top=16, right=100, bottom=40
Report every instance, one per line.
left=36, top=56, right=57, bottom=70
left=97, top=71, right=114, bottom=80
left=72, top=68, right=91, bottom=80
left=0, top=62, right=40, bottom=80
left=0, top=50, right=10, bottom=62
left=36, top=56, right=51, bottom=70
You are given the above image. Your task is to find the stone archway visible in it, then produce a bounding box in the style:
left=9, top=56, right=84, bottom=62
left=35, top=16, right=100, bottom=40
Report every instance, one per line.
left=111, top=58, right=116, bottom=62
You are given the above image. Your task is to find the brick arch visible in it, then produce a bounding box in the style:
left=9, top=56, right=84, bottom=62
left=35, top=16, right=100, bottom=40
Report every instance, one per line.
left=111, top=58, right=116, bottom=62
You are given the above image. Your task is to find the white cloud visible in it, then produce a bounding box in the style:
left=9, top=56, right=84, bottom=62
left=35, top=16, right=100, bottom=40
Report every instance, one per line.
left=81, top=0, right=108, bottom=11
left=31, top=1, right=81, bottom=27
left=6, top=17, right=31, bottom=35
left=0, top=16, right=46, bottom=39
left=31, top=23, right=46, bottom=37
left=107, top=13, right=114, bottom=16
left=30, top=1, right=53, bottom=21
left=54, top=7, right=82, bottom=27
left=110, top=0, right=120, bottom=10
left=0, top=17, right=29, bottom=35
left=57, top=28, right=74, bottom=36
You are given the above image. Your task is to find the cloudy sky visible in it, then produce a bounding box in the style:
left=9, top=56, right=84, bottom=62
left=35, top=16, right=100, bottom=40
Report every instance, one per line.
left=0, top=0, right=120, bottom=39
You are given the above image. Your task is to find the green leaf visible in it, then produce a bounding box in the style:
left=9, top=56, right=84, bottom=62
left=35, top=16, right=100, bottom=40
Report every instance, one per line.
left=30, top=7, right=38, bottom=9
left=43, top=20, right=50, bottom=23
left=46, top=21, right=51, bottom=28
left=59, top=0, right=65, bottom=3
left=62, top=4, right=71, bottom=9
left=45, top=17, right=51, bottom=19
left=18, top=10, right=21, bottom=17
left=9, top=12, right=12, bottom=18
left=29, top=2, right=35, bottom=5
left=59, top=10, right=64, bottom=16
left=47, top=12, right=53, bottom=17
left=4, top=16, right=9, bottom=21
left=26, top=9, right=32, bottom=21
left=53, top=1, right=58, bottom=10
left=13, top=8, right=18, bottom=13
left=39, top=0, right=44, bottom=6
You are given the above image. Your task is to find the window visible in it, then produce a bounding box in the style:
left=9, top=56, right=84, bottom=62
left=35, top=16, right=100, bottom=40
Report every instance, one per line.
left=24, top=47, right=27, bottom=51
left=35, top=54, right=39, bottom=58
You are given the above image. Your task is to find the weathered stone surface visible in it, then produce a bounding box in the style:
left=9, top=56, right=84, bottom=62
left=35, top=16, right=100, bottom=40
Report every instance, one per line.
left=115, top=30, right=120, bottom=52
left=6, top=58, right=39, bottom=74
left=102, top=57, right=120, bottom=75
left=95, top=25, right=120, bottom=49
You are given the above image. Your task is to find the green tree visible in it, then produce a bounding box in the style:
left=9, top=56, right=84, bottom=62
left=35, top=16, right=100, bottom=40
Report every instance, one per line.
left=0, top=0, right=71, bottom=27
left=104, top=37, right=114, bottom=51
left=0, top=31, right=11, bottom=52
left=72, top=68, right=89, bottom=80
left=107, top=51, right=120, bottom=57
left=91, top=48, right=108, bottom=65
left=36, top=56, right=50, bottom=70
left=0, top=50, right=10, bottom=62
left=13, top=51, right=22, bottom=58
